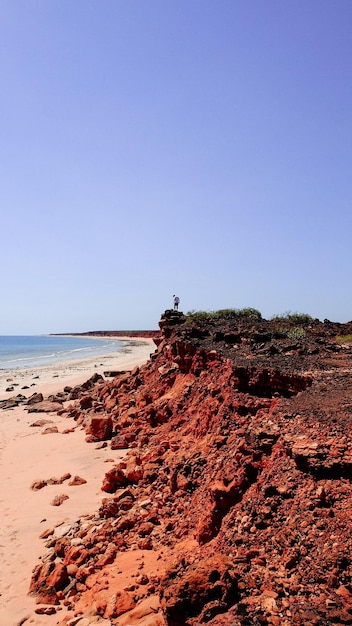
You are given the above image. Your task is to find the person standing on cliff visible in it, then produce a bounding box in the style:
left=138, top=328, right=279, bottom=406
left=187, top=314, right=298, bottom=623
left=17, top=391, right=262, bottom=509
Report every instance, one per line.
left=173, top=295, right=180, bottom=310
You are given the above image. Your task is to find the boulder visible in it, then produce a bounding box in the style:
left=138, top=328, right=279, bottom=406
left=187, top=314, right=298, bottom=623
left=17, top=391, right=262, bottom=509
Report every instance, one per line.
left=86, top=415, right=113, bottom=441
left=160, top=555, right=238, bottom=624
left=101, top=465, right=128, bottom=493
left=27, top=392, right=44, bottom=405
left=27, top=400, right=63, bottom=413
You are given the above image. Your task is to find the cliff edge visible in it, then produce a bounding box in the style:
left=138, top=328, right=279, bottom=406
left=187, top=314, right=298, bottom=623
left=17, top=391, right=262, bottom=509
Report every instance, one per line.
left=30, top=311, right=352, bottom=625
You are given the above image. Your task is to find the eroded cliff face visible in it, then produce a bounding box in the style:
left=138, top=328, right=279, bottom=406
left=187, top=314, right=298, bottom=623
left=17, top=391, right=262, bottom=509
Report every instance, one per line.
left=30, top=312, right=352, bottom=625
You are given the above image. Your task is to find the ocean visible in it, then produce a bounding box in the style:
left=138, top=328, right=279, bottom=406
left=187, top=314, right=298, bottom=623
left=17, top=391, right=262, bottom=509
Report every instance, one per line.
left=0, top=335, right=129, bottom=370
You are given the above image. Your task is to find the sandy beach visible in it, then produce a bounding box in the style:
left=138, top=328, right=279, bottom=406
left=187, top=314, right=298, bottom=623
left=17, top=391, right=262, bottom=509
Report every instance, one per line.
left=0, top=338, right=155, bottom=403
left=0, top=338, right=155, bottom=626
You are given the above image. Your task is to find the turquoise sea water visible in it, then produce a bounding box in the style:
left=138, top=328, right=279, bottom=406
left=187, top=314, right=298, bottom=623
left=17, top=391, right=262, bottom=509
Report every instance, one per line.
left=0, top=335, right=127, bottom=370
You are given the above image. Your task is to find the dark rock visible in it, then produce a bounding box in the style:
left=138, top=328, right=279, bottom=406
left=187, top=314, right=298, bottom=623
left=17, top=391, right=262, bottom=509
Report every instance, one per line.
left=160, top=555, right=238, bottom=623
left=26, top=401, right=64, bottom=413
left=27, top=392, right=44, bottom=405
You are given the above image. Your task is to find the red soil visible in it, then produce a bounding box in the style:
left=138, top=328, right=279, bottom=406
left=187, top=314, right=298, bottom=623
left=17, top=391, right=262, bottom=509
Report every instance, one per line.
left=30, top=311, right=352, bottom=625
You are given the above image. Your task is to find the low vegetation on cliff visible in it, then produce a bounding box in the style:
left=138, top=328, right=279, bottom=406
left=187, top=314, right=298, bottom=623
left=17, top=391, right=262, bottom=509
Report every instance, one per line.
left=186, top=307, right=263, bottom=323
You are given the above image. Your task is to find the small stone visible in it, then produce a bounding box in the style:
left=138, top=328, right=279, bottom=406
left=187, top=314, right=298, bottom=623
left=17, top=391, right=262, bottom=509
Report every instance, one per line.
left=42, top=426, right=59, bottom=434
left=39, top=528, right=54, bottom=539
left=68, top=475, right=87, bottom=486
left=50, top=494, right=69, bottom=506
left=35, top=606, right=57, bottom=615
left=30, top=479, right=47, bottom=491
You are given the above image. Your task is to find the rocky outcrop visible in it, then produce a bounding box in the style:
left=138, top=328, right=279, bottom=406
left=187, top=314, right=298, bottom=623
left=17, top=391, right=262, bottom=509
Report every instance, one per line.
left=29, top=311, right=352, bottom=625
left=160, top=555, right=238, bottom=624
left=0, top=374, right=105, bottom=411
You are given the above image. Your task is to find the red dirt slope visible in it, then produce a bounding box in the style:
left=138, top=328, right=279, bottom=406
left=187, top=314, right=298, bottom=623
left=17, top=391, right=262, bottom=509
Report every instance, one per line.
left=30, top=311, right=352, bottom=625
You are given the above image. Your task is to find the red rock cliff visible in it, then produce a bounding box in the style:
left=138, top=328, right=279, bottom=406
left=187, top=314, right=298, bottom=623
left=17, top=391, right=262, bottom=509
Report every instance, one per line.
left=30, top=311, right=352, bottom=625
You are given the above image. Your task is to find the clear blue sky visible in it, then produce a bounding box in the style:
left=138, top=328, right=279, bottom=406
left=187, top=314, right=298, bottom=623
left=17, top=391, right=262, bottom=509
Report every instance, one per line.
left=1, top=1, right=351, bottom=333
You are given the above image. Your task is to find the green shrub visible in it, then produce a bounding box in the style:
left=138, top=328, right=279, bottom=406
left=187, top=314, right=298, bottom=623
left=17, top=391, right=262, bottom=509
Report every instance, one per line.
left=287, top=327, right=306, bottom=340
left=186, top=308, right=262, bottom=323
left=271, top=311, right=313, bottom=326
left=237, top=307, right=262, bottom=320
left=213, top=309, right=239, bottom=319
left=336, top=334, right=352, bottom=343
left=186, top=310, right=213, bottom=323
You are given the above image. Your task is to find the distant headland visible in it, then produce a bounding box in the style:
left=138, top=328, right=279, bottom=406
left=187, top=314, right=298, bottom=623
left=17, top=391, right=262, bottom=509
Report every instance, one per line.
left=51, top=329, right=160, bottom=339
